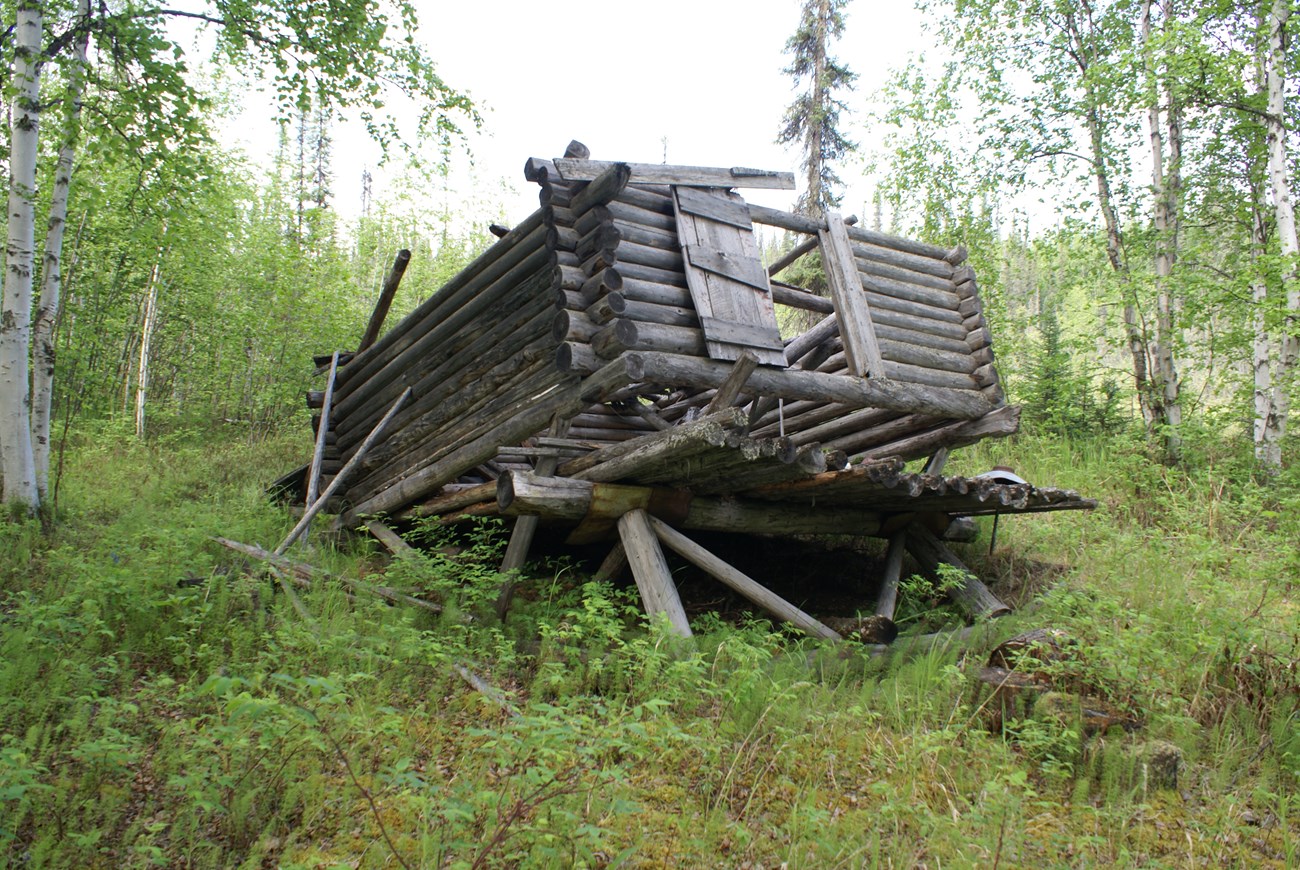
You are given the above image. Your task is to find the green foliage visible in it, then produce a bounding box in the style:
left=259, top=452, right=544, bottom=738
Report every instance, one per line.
left=0, top=427, right=1297, bottom=865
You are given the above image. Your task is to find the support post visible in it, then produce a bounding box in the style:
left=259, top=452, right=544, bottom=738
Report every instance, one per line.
left=617, top=509, right=692, bottom=637
left=496, top=415, right=572, bottom=618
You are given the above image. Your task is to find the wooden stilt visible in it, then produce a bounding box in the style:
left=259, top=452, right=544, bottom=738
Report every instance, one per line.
left=874, top=530, right=908, bottom=622
left=617, top=509, right=692, bottom=637
left=904, top=525, right=1011, bottom=619
left=646, top=515, right=841, bottom=641
left=592, top=542, right=628, bottom=581
left=496, top=415, right=572, bottom=618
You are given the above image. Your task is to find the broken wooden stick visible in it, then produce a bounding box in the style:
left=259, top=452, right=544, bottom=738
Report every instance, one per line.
left=357, top=249, right=412, bottom=353
left=275, top=388, right=412, bottom=555
left=214, top=536, right=442, bottom=613
left=304, top=351, right=341, bottom=537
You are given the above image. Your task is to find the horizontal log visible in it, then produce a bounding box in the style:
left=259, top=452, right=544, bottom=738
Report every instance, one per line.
left=591, top=319, right=705, bottom=358
left=620, top=275, right=694, bottom=307
left=556, top=408, right=747, bottom=476
left=399, top=480, right=499, bottom=519
left=499, top=471, right=884, bottom=537
left=599, top=258, right=686, bottom=289
left=606, top=200, right=677, bottom=233
left=588, top=292, right=699, bottom=329
left=855, top=405, right=1021, bottom=462
left=617, top=185, right=675, bottom=214
left=850, top=240, right=954, bottom=281
left=610, top=218, right=678, bottom=251
left=593, top=352, right=992, bottom=419
left=553, top=309, right=602, bottom=343
left=771, top=281, right=835, bottom=313
left=551, top=158, right=795, bottom=189
left=857, top=263, right=961, bottom=308
left=556, top=341, right=602, bottom=374
left=878, top=338, right=978, bottom=374
left=580, top=267, right=622, bottom=303
left=844, top=224, right=954, bottom=261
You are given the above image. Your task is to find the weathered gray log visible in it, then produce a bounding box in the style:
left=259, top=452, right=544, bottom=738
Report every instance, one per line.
left=856, top=260, right=962, bottom=305
left=592, top=542, right=628, bottom=581
left=588, top=292, right=698, bottom=329
left=904, top=526, right=1011, bottom=619
left=569, top=162, right=633, bottom=215
left=498, top=471, right=884, bottom=537
left=702, top=351, right=759, bottom=416
left=216, top=536, right=443, bottom=614
left=497, top=416, right=571, bottom=618
left=593, top=351, right=993, bottom=419
left=276, top=389, right=411, bottom=554
left=570, top=420, right=738, bottom=482
left=306, top=352, right=340, bottom=515
left=606, top=258, right=687, bottom=289
left=556, top=409, right=746, bottom=475
left=618, top=509, right=693, bottom=637
left=604, top=200, right=677, bottom=233
left=551, top=158, right=794, bottom=190
left=878, top=338, right=978, bottom=374
left=617, top=185, right=675, bottom=213
left=398, top=481, right=498, bottom=519
left=556, top=341, right=602, bottom=374
left=591, top=319, right=706, bottom=359
left=821, top=212, right=886, bottom=378
left=647, top=516, right=840, bottom=641
left=771, top=281, right=836, bottom=313
left=357, top=249, right=413, bottom=353
left=855, top=405, right=1021, bottom=462
left=619, top=275, right=694, bottom=307
left=874, top=531, right=907, bottom=620
left=553, top=309, right=602, bottom=343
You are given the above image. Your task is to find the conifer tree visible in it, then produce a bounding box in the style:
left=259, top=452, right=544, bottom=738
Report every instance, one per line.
left=778, top=0, right=857, bottom=218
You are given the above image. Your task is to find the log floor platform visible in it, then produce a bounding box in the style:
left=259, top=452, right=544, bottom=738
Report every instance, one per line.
left=280, top=142, right=1095, bottom=646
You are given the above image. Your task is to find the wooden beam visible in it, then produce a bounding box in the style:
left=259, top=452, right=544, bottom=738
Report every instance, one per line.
left=357, top=249, right=412, bottom=353
left=820, top=212, right=886, bottom=379
left=647, top=516, right=840, bottom=641
left=496, top=415, right=572, bottom=618
left=701, top=350, right=759, bottom=416
left=904, top=526, right=1011, bottom=619
left=549, top=158, right=795, bottom=190
left=618, top=509, right=693, bottom=636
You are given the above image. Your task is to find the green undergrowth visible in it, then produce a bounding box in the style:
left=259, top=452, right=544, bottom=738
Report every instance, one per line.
left=1, top=428, right=1296, bottom=867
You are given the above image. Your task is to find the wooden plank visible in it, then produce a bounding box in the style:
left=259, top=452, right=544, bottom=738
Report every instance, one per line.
left=685, top=244, right=770, bottom=291
left=819, top=212, right=886, bottom=379
left=618, top=509, right=693, bottom=636
left=698, top=316, right=782, bottom=351
left=550, top=158, right=794, bottom=190
left=674, top=188, right=785, bottom=367
left=674, top=185, right=753, bottom=229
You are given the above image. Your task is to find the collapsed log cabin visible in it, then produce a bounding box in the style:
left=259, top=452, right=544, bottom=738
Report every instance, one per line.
left=283, top=142, right=1094, bottom=643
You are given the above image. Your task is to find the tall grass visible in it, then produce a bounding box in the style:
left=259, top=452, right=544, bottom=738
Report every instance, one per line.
left=0, top=428, right=1295, bottom=867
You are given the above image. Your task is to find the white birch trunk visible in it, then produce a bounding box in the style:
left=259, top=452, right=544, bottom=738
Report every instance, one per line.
left=31, top=0, right=90, bottom=499
left=135, top=245, right=164, bottom=439
left=1142, top=0, right=1182, bottom=461
left=1264, top=0, right=1298, bottom=469
left=0, top=0, right=44, bottom=511
left=1252, top=196, right=1282, bottom=466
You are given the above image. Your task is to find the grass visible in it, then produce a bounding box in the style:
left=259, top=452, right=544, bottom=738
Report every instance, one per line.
left=0, top=427, right=1296, bottom=867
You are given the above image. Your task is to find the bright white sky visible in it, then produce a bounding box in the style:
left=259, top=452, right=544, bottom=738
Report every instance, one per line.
left=223, top=0, right=928, bottom=228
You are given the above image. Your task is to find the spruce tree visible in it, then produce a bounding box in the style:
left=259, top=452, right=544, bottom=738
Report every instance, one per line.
left=778, top=0, right=857, bottom=218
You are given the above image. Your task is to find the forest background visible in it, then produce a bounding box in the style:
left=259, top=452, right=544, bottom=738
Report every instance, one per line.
left=0, top=0, right=1297, bottom=866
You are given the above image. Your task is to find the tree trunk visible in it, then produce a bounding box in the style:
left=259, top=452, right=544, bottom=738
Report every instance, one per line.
left=31, top=0, right=91, bottom=499
left=1252, top=187, right=1282, bottom=466
left=0, top=0, right=44, bottom=511
left=1142, top=0, right=1182, bottom=462
left=1265, top=0, right=1298, bottom=471
left=135, top=241, right=165, bottom=439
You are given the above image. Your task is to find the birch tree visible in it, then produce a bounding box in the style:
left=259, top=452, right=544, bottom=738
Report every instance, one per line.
left=0, top=0, right=476, bottom=516
left=1261, top=0, right=1299, bottom=469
